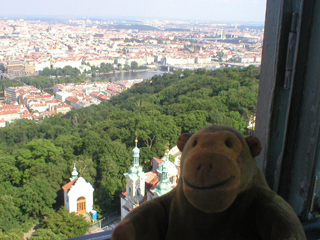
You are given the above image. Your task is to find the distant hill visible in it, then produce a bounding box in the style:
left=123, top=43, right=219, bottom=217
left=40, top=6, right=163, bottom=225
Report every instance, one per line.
left=238, top=25, right=264, bottom=30
left=110, top=24, right=160, bottom=31
left=164, top=28, right=191, bottom=31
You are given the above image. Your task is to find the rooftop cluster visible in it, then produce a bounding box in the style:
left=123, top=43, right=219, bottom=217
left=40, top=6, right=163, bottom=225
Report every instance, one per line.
left=0, top=19, right=263, bottom=76
left=1, top=78, right=144, bottom=126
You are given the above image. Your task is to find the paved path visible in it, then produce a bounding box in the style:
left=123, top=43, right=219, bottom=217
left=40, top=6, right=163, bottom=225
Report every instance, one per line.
left=23, top=224, right=38, bottom=240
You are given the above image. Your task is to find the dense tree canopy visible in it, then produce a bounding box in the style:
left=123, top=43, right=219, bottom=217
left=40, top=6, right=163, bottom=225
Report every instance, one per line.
left=0, top=78, right=24, bottom=91
left=0, top=66, right=259, bottom=237
left=15, top=66, right=86, bottom=90
left=32, top=208, right=91, bottom=239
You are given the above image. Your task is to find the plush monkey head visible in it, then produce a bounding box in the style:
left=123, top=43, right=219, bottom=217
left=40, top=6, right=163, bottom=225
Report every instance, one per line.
left=177, top=125, right=261, bottom=213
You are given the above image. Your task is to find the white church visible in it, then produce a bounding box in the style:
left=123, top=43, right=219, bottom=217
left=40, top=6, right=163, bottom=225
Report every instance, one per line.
left=120, top=138, right=180, bottom=220
left=62, top=165, right=95, bottom=215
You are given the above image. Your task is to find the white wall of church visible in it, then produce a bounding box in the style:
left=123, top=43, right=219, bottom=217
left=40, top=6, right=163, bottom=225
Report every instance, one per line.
left=67, top=177, right=94, bottom=213
left=64, top=191, right=69, bottom=210
left=147, top=191, right=154, bottom=201
left=121, top=197, right=128, bottom=220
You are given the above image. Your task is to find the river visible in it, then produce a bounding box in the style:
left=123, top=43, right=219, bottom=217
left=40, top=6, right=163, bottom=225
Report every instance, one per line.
left=93, top=71, right=165, bottom=82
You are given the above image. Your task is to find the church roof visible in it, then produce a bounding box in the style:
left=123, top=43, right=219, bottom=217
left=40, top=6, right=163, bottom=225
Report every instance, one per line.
left=145, top=171, right=159, bottom=191
left=151, top=152, right=178, bottom=197
left=132, top=145, right=140, bottom=157
left=62, top=177, right=94, bottom=193
left=153, top=157, right=164, bottom=164
left=157, top=155, right=178, bottom=176
left=62, top=177, right=78, bottom=193
left=120, top=190, right=127, bottom=199
left=151, top=179, right=172, bottom=196
left=70, top=164, right=79, bottom=181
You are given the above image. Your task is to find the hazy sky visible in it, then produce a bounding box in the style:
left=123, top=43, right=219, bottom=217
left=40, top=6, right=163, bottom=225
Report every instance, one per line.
left=2, top=0, right=267, bottom=23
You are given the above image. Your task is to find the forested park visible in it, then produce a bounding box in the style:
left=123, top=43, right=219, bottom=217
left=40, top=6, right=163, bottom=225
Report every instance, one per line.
left=0, top=66, right=260, bottom=239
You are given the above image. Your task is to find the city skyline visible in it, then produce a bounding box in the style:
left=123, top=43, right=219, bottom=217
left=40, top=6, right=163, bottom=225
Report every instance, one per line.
left=2, top=0, right=267, bottom=23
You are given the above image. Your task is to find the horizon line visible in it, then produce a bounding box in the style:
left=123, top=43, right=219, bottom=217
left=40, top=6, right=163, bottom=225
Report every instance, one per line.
left=0, top=15, right=265, bottom=25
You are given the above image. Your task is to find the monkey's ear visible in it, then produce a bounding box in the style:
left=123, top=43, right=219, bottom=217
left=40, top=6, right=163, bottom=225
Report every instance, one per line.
left=177, top=133, right=192, bottom=152
left=245, top=136, right=261, bottom=157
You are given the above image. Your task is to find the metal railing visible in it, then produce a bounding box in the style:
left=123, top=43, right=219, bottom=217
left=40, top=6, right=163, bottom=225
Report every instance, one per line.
left=91, top=211, right=119, bottom=231
left=65, top=230, right=113, bottom=240
left=65, top=212, right=120, bottom=240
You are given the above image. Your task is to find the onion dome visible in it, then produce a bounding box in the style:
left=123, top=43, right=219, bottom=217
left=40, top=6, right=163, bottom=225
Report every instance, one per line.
left=70, top=163, right=79, bottom=181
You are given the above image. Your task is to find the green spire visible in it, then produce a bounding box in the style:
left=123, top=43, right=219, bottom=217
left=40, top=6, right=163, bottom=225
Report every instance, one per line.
left=157, top=145, right=178, bottom=176
left=152, top=159, right=172, bottom=196
left=125, top=136, right=144, bottom=178
left=132, top=136, right=140, bottom=167
left=70, top=163, right=78, bottom=181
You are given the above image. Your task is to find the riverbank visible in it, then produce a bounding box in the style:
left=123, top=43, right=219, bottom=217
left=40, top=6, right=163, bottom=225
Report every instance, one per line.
left=91, top=70, right=166, bottom=82
left=112, top=68, right=162, bottom=73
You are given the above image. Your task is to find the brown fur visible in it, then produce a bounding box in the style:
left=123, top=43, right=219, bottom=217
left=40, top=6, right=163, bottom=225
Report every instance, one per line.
left=112, top=125, right=306, bottom=240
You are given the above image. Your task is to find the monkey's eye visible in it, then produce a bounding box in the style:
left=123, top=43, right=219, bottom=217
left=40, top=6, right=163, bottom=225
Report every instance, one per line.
left=192, top=140, right=198, bottom=147
left=225, top=140, right=233, bottom=148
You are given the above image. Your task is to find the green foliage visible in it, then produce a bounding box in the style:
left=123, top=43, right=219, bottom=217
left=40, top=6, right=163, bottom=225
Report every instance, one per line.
left=18, top=66, right=85, bottom=89
left=90, top=63, right=114, bottom=74
left=0, top=155, right=21, bottom=185
left=177, top=110, right=210, bottom=133
left=15, top=139, right=67, bottom=189
left=20, top=74, right=86, bottom=89
left=0, top=229, right=24, bottom=240
left=0, top=79, right=24, bottom=91
left=30, top=229, right=60, bottom=240
left=39, top=66, right=80, bottom=77
left=74, top=155, right=97, bottom=184
left=40, top=208, right=91, bottom=238
left=0, top=194, right=24, bottom=233
left=124, top=38, right=145, bottom=43
left=123, top=64, right=130, bottom=70
left=19, top=177, right=57, bottom=217
left=131, top=61, right=138, bottom=69
left=25, top=139, right=64, bottom=165
left=169, top=154, right=176, bottom=163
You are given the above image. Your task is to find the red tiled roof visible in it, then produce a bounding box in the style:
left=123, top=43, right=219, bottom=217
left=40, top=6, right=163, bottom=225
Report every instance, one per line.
left=62, top=178, right=78, bottom=193
left=57, top=103, right=72, bottom=109
left=145, top=171, right=159, bottom=190
left=122, top=205, right=131, bottom=212
left=90, top=91, right=101, bottom=96
left=177, top=166, right=181, bottom=176
left=66, top=96, right=79, bottom=103
left=98, top=95, right=109, bottom=101
left=120, top=190, right=127, bottom=199
left=0, top=110, right=20, bottom=115
left=153, top=157, right=163, bottom=164
left=46, top=99, right=60, bottom=103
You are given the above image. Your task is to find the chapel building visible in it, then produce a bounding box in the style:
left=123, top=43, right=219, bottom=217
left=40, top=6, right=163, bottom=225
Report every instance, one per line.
left=62, top=165, right=94, bottom=215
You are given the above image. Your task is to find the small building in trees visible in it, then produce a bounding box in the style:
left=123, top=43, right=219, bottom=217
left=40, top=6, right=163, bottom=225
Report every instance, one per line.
left=62, top=165, right=94, bottom=215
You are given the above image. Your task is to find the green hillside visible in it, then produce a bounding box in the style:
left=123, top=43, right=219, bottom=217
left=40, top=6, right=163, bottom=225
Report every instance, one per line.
left=0, top=66, right=259, bottom=237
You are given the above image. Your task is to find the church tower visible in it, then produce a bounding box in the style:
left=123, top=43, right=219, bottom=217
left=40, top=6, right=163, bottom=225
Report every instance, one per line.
left=121, top=137, right=146, bottom=220
left=151, top=147, right=178, bottom=197
left=151, top=154, right=172, bottom=197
